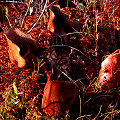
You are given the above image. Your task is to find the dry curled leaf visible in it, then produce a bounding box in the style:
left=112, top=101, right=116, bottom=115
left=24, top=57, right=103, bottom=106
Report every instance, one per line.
left=5, top=28, right=38, bottom=68
left=5, top=28, right=38, bottom=50
left=97, top=49, right=120, bottom=90
left=49, top=5, right=70, bottom=32
left=47, top=5, right=71, bottom=44
left=47, top=8, right=55, bottom=33
left=42, top=71, right=78, bottom=117
left=7, top=39, right=26, bottom=68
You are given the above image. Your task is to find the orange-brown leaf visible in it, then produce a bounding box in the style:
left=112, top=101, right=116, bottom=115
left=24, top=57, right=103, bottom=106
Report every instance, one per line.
left=7, top=39, right=26, bottom=68
left=5, top=28, right=38, bottom=68
left=47, top=9, right=55, bottom=33
left=98, top=49, right=120, bottom=90
left=42, top=71, right=78, bottom=117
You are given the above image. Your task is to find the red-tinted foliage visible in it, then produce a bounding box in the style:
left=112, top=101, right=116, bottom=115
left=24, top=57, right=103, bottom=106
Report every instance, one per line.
left=98, top=49, right=120, bottom=90
left=6, top=38, right=26, bottom=68
left=47, top=8, right=55, bottom=33
left=0, top=0, right=120, bottom=119
left=42, top=71, right=78, bottom=117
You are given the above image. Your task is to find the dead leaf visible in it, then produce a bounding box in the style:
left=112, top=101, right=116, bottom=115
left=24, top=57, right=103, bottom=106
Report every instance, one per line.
left=7, top=39, right=26, bottom=68
left=42, top=71, right=78, bottom=117
left=5, top=28, right=38, bottom=68
left=97, top=49, right=120, bottom=90
left=47, top=8, right=55, bottom=33
left=5, top=28, right=38, bottom=50
left=47, top=5, right=71, bottom=44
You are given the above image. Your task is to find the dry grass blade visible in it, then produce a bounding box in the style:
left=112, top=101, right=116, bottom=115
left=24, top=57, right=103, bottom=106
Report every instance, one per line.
left=76, top=114, right=92, bottom=120
left=93, top=105, right=102, bottom=119
left=21, top=0, right=31, bottom=29
left=99, top=110, right=120, bottom=120
left=27, top=0, right=48, bottom=33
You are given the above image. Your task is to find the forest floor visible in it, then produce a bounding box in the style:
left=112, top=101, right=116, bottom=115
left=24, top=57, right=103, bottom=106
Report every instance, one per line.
left=0, top=0, right=120, bottom=120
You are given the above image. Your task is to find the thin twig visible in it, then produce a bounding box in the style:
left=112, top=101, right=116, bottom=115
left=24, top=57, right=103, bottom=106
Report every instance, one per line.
left=94, top=105, right=102, bottom=119
left=109, top=3, right=120, bottom=19
left=92, top=95, right=112, bottom=101
left=21, top=0, right=31, bottom=29
left=76, top=114, right=92, bottom=120
left=0, top=1, right=43, bottom=10
left=86, top=77, right=98, bottom=90
left=0, top=1, right=27, bottom=4
left=27, top=0, right=48, bottom=34
left=47, top=0, right=56, bottom=8
left=99, top=110, right=120, bottom=119
left=0, top=114, right=4, bottom=120
left=60, top=32, right=83, bottom=37
left=75, top=78, right=86, bottom=87
left=56, top=67, right=80, bottom=89
left=79, top=91, right=81, bottom=118
left=50, top=45, right=100, bottom=67
left=83, top=98, right=91, bottom=106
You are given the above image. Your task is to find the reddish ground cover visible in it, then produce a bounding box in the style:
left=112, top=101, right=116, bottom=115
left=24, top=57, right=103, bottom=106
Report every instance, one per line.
left=0, top=0, right=120, bottom=119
